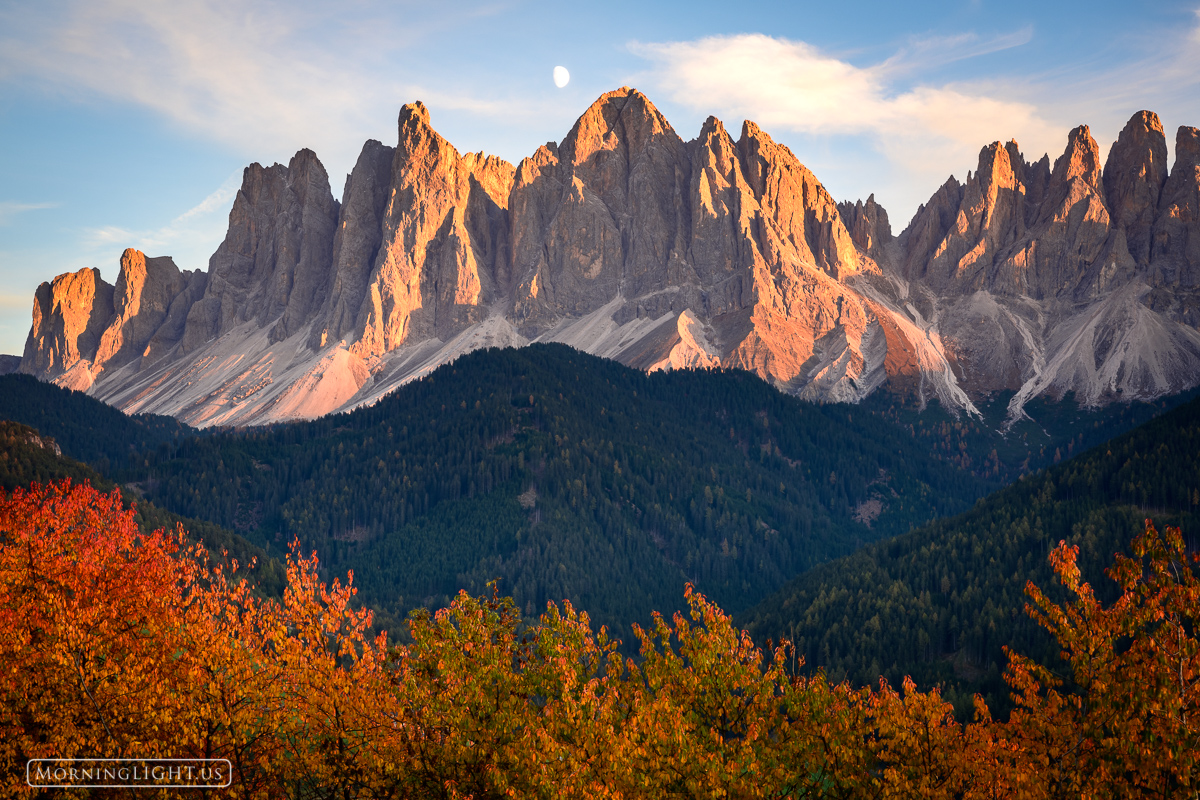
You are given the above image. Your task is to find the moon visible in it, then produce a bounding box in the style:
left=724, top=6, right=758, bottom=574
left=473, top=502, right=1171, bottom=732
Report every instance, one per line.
left=553, top=66, right=570, bottom=88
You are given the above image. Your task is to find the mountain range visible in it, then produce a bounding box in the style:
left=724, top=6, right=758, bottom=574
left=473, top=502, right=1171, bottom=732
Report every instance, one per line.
left=15, top=88, right=1200, bottom=426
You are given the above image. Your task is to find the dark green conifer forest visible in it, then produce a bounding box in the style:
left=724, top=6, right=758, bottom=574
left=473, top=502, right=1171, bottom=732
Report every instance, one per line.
left=1, top=343, right=1195, bottom=676
left=740, top=391, right=1200, bottom=714
left=0, top=418, right=283, bottom=596
left=92, top=344, right=990, bottom=639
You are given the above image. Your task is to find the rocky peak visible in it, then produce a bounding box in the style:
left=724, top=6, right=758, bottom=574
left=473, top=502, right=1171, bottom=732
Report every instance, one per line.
left=737, top=119, right=861, bottom=279
left=692, top=115, right=740, bottom=179
left=975, top=141, right=1021, bottom=195
left=399, top=101, right=430, bottom=129
left=350, top=103, right=515, bottom=355
left=904, top=140, right=1028, bottom=293
left=896, top=175, right=965, bottom=282
left=309, top=139, right=395, bottom=350
left=1150, top=126, right=1200, bottom=282
left=1102, top=111, right=1168, bottom=265
left=556, top=87, right=687, bottom=216
left=967, top=141, right=1026, bottom=237
left=1050, top=125, right=1105, bottom=198
left=510, top=87, right=692, bottom=329
left=698, top=115, right=727, bottom=140
left=684, top=113, right=748, bottom=303
left=1173, top=126, right=1200, bottom=173
left=838, top=194, right=892, bottom=263
left=183, top=149, right=339, bottom=350
left=559, top=87, right=678, bottom=167
left=21, top=267, right=114, bottom=381
left=94, top=249, right=188, bottom=370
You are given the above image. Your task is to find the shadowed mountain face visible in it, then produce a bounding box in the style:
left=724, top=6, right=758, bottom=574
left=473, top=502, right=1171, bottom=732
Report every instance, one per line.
left=18, top=92, right=1200, bottom=427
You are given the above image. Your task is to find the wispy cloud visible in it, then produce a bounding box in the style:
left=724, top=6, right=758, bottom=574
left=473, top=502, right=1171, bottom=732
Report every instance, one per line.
left=0, top=0, right=511, bottom=179
left=0, top=292, right=31, bottom=310
left=79, top=172, right=242, bottom=272
left=631, top=33, right=1062, bottom=200
left=0, top=202, right=59, bottom=226
left=174, top=179, right=239, bottom=224
left=879, top=27, right=1035, bottom=76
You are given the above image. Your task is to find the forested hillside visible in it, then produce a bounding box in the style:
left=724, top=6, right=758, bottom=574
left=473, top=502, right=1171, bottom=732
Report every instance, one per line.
left=740, top=392, right=1200, bottom=714
left=0, top=373, right=196, bottom=472
left=859, top=386, right=1198, bottom=483
left=0, top=419, right=282, bottom=595
left=3, top=344, right=1193, bottom=646
left=123, top=344, right=987, bottom=638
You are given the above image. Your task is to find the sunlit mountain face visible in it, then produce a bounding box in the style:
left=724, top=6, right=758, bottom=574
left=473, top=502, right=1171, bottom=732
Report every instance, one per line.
left=15, top=92, right=1200, bottom=432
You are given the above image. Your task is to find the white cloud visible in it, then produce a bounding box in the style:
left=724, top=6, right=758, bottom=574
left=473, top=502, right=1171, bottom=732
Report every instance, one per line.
left=0, top=202, right=59, bottom=226
left=0, top=0, right=507, bottom=182
left=631, top=33, right=1064, bottom=222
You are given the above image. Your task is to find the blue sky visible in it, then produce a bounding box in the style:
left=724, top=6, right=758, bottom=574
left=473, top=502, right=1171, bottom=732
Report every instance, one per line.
left=1, top=0, right=1198, bottom=356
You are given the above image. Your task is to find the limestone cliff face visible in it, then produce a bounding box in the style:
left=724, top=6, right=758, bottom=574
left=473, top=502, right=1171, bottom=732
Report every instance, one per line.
left=512, top=89, right=873, bottom=397
left=1152, top=125, right=1200, bottom=285
left=896, top=130, right=1109, bottom=301
left=510, top=89, right=691, bottom=329
left=352, top=102, right=514, bottom=357
left=308, top=139, right=395, bottom=351
left=19, top=251, right=204, bottom=391
left=717, top=118, right=875, bottom=396
left=95, top=249, right=190, bottom=369
left=1104, top=111, right=1168, bottom=267
left=181, top=149, right=339, bottom=353
left=17, top=95, right=1200, bottom=427
left=21, top=267, right=113, bottom=382
left=838, top=195, right=891, bottom=264
left=877, top=111, right=1200, bottom=412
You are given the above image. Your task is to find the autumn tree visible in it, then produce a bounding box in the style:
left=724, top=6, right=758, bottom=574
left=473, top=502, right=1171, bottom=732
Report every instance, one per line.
left=996, top=521, right=1200, bottom=798
left=0, top=480, right=210, bottom=794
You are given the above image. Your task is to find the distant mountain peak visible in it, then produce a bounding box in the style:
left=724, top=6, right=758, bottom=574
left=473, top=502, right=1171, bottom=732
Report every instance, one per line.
left=18, top=90, right=1200, bottom=427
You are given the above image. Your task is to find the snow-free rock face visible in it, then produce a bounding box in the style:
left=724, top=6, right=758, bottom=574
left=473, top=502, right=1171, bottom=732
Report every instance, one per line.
left=96, top=249, right=191, bottom=369
left=869, top=110, right=1200, bottom=419
left=1153, top=125, right=1200, bottom=285
left=1104, top=111, right=1168, bottom=267
left=20, top=252, right=205, bottom=392
left=18, top=98, right=1200, bottom=427
left=181, top=148, right=339, bottom=353
left=838, top=195, right=892, bottom=264
left=350, top=101, right=515, bottom=357
left=21, top=267, right=114, bottom=385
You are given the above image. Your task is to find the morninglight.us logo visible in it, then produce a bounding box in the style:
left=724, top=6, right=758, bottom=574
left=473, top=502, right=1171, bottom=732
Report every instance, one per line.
left=27, top=759, right=232, bottom=789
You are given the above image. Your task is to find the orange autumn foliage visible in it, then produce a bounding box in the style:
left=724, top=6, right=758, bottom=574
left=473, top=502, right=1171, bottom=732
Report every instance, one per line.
left=0, top=480, right=206, bottom=768
left=1, top=479, right=1198, bottom=798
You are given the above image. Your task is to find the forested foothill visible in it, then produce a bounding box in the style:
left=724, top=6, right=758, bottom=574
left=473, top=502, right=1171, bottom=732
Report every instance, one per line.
left=0, top=418, right=283, bottom=597
left=742, top=389, right=1200, bottom=716
left=55, top=344, right=990, bottom=640
left=0, top=373, right=197, bottom=471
